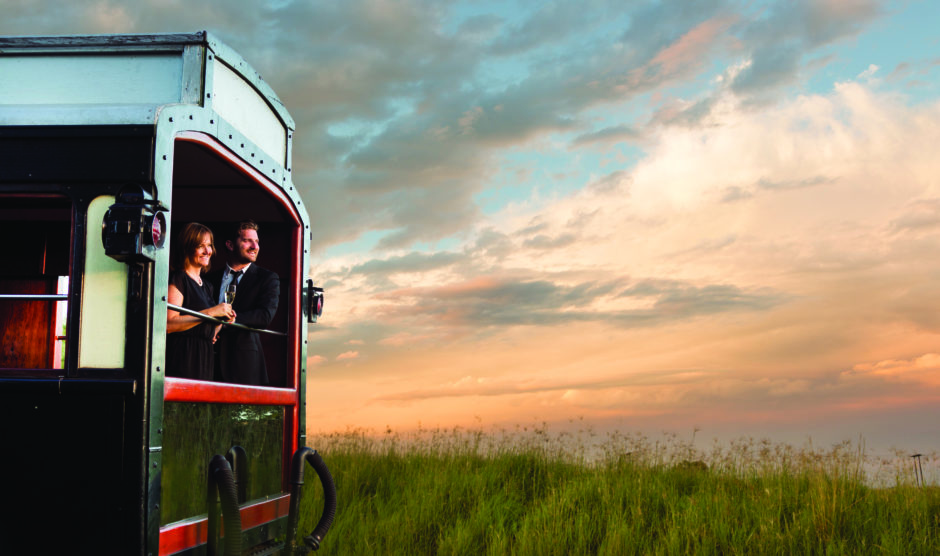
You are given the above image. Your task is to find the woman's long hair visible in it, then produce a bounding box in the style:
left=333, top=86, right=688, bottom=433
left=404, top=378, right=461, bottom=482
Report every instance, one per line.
left=171, top=222, right=215, bottom=272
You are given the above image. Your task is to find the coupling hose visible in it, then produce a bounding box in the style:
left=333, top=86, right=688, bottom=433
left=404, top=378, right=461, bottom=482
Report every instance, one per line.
left=207, top=454, right=243, bottom=556
left=286, top=447, right=338, bottom=553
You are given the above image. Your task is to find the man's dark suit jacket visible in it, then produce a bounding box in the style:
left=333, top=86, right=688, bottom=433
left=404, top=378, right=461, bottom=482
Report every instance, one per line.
left=208, top=264, right=280, bottom=385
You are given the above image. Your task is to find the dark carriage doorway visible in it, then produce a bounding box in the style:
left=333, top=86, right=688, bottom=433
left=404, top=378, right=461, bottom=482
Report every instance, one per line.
left=169, top=134, right=300, bottom=388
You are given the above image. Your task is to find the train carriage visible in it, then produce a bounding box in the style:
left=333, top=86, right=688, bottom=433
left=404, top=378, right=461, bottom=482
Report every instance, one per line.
left=0, top=32, right=334, bottom=555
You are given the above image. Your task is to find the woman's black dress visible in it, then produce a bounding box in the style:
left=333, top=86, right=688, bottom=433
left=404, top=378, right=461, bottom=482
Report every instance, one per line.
left=166, top=270, right=216, bottom=380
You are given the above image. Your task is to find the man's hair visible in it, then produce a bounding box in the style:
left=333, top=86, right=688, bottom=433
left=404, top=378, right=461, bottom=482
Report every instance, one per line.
left=228, top=220, right=260, bottom=242
left=171, top=222, right=215, bottom=271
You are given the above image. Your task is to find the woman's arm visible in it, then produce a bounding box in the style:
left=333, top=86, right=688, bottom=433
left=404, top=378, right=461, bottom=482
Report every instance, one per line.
left=167, top=283, right=200, bottom=333
left=167, top=284, right=237, bottom=334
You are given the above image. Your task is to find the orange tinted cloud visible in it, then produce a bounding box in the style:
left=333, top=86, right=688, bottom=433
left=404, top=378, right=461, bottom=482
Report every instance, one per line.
left=848, top=354, right=940, bottom=388
left=647, top=17, right=737, bottom=77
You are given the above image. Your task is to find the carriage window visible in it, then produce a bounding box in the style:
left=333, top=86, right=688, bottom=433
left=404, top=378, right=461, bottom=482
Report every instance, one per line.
left=0, top=197, right=72, bottom=370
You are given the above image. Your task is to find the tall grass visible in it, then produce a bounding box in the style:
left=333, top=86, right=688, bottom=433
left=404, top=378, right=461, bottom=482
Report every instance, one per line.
left=294, top=425, right=940, bottom=555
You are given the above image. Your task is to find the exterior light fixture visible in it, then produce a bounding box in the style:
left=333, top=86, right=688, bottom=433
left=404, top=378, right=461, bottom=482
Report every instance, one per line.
left=102, top=184, right=168, bottom=262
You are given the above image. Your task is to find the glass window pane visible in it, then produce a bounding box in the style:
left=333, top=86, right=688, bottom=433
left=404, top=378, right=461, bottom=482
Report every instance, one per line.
left=53, top=276, right=69, bottom=369
left=160, top=402, right=285, bottom=525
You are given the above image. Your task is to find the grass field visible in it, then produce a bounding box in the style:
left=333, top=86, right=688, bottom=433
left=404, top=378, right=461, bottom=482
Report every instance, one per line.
left=294, top=425, right=940, bottom=555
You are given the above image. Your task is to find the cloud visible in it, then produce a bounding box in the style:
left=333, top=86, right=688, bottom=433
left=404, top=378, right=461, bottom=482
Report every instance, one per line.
left=368, top=364, right=844, bottom=412
left=888, top=199, right=940, bottom=235
left=755, top=175, right=836, bottom=191
left=336, top=351, right=360, bottom=361
left=487, top=1, right=600, bottom=56
left=584, top=170, right=630, bottom=194
left=350, top=251, right=463, bottom=276
left=370, top=368, right=712, bottom=404
left=858, top=63, right=879, bottom=81
left=573, top=125, right=641, bottom=146
left=628, top=15, right=738, bottom=88
left=472, top=228, right=514, bottom=259
left=650, top=96, right=719, bottom=129
left=846, top=354, right=940, bottom=388
left=736, top=0, right=880, bottom=49
left=367, top=275, right=782, bottom=330
left=522, top=233, right=579, bottom=250
left=730, top=0, right=880, bottom=99
left=730, top=44, right=802, bottom=94
left=379, top=332, right=436, bottom=347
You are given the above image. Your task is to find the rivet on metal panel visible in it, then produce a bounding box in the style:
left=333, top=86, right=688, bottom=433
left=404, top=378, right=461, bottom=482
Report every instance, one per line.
left=189, top=115, right=193, bottom=120
left=241, top=143, right=245, bottom=148
left=169, top=117, right=174, bottom=122
left=207, top=93, right=211, bottom=98
left=156, top=367, right=161, bottom=373
left=162, top=155, right=167, bottom=160
left=208, top=55, right=213, bottom=60
left=210, top=120, right=214, bottom=124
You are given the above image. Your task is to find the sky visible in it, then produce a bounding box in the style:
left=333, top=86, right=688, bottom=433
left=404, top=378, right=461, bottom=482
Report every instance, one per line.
left=4, top=0, right=940, bottom=455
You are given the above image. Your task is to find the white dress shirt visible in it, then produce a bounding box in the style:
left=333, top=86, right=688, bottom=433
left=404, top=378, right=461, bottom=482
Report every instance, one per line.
left=218, top=263, right=251, bottom=303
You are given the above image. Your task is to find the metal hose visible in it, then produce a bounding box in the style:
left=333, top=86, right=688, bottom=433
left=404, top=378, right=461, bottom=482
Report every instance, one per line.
left=207, top=454, right=243, bottom=556
left=285, top=447, right=337, bottom=553
left=226, top=445, right=249, bottom=504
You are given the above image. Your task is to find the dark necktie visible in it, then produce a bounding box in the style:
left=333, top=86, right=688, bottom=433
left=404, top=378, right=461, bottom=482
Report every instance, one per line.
left=228, top=270, right=243, bottom=296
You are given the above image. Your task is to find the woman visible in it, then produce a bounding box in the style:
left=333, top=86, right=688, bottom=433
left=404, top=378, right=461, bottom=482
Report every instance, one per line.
left=166, top=222, right=236, bottom=380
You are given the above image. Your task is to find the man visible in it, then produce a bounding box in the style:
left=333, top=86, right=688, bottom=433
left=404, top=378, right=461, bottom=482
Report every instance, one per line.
left=208, top=220, right=280, bottom=385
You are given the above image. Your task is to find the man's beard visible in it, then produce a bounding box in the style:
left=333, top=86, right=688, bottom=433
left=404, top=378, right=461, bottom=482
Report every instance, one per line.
left=233, top=250, right=257, bottom=265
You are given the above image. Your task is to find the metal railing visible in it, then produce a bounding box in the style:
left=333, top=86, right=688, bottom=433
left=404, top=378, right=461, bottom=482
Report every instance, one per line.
left=0, top=295, right=286, bottom=337
left=0, top=294, right=68, bottom=300
left=167, top=303, right=286, bottom=337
